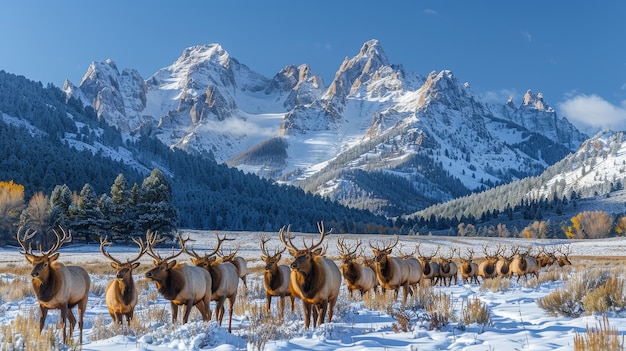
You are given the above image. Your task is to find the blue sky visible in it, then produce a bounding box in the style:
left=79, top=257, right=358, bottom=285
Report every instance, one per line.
left=1, top=1, right=625, bottom=135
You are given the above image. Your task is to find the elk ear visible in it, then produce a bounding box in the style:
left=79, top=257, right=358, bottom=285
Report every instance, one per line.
left=131, top=262, right=140, bottom=269
left=110, top=262, right=119, bottom=270
left=24, top=254, right=35, bottom=264
left=49, top=252, right=60, bottom=262
left=312, top=248, right=323, bottom=256
left=167, top=260, right=177, bottom=269
left=288, top=248, right=298, bottom=257
left=261, top=255, right=269, bottom=262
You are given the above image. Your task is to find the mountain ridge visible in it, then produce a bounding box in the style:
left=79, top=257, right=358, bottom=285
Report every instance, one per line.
left=63, top=39, right=589, bottom=217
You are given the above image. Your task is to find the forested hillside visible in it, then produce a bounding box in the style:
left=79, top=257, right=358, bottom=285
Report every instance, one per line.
left=0, top=71, right=389, bottom=242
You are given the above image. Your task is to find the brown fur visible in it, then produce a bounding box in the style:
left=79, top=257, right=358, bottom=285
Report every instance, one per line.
left=279, top=223, right=342, bottom=329
left=261, top=252, right=295, bottom=319
left=19, top=227, right=90, bottom=345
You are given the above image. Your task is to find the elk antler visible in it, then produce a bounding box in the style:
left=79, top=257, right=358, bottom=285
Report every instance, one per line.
left=144, top=230, right=172, bottom=261
left=16, top=226, right=37, bottom=255
left=260, top=233, right=286, bottom=258
left=100, top=236, right=146, bottom=265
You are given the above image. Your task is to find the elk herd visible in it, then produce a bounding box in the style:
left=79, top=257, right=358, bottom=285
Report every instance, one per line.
left=13, top=223, right=573, bottom=345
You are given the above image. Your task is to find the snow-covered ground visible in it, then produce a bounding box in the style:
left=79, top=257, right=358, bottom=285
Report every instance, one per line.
left=1, top=230, right=624, bottom=350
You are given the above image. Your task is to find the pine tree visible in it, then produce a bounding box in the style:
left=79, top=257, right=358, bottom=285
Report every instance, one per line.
left=135, top=169, right=178, bottom=239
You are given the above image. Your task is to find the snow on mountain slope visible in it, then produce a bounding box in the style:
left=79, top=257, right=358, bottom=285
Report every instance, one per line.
left=63, top=39, right=589, bottom=217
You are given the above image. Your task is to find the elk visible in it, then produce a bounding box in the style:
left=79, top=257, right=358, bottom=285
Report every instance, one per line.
left=144, top=230, right=212, bottom=324
left=534, top=246, right=556, bottom=268
left=181, top=233, right=239, bottom=333
left=495, top=244, right=514, bottom=278
left=458, top=248, right=480, bottom=284
left=100, top=235, right=146, bottom=326
left=337, top=238, right=378, bottom=299
left=218, top=242, right=248, bottom=289
left=279, top=222, right=342, bottom=329
left=555, top=244, right=572, bottom=267
left=438, top=247, right=458, bottom=286
left=369, top=235, right=412, bottom=304
left=417, top=243, right=441, bottom=286
left=260, top=231, right=295, bottom=319
left=478, top=245, right=500, bottom=280
left=397, top=244, right=422, bottom=293
left=510, top=246, right=539, bottom=282
left=17, top=226, right=90, bottom=345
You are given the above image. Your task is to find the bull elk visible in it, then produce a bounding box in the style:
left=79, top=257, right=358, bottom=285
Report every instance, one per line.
left=218, top=243, right=248, bottom=289
left=181, top=233, right=239, bottom=333
left=458, top=248, right=479, bottom=284
left=17, top=226, right=90, bottom=345
left=534, top=246, right=557, bottom=268
left=495, top=244, right=514, bottom=278
left=510, top=246, right=539, bottom=282
left=279, top=222, right=342, bottom=329
left=100, top=235, right=146, bottom=326
left=417, top=243, right=441, bottom=286
left=369, top=235, right=413, bottom=304
left=478, top=245, right=500, bottom=280
left=260, top=231, right=295, bottom=319
left=556, top=244, right=572, bottom=267
left=144, top=231, right=212, bottom=324
left=438, top=247, right=458, bottom=286
left=337, top=238, right=378, bottom=299
left=397, top=244, right=422, bottom=293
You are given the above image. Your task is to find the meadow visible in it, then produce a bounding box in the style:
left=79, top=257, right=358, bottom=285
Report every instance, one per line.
left=0, top=230, right=624, bottom=350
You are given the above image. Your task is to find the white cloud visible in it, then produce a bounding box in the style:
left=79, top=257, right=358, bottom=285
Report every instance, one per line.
left=423, top=9, right=438, bottom=15
left=201, top=117, right=276, bottom=137
left=522, top=31, right=532, bottom=43
left=558, top=94, right=626, bottom=135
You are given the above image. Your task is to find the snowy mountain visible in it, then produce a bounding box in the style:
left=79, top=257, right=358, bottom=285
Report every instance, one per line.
left=63, top=40, right=588, bottom=217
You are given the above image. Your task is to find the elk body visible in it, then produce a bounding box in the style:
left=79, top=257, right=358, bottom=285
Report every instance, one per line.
left=182, top=234, right=239, bottom=333
left=337, top=238, right=378, bottom=299
left=369, top=236, right=413, bottom=304
left=219, top=244, right=248, bottom=289
left=534, top=247, right=556, bottom=268
left=17, top=226, right=90, bottom=345
left=417, top=244, right=441, bottom=286
left=556, top=245, right=572, bottom=267
left=279, top=223, right=342, bottom=329
left=458, top=248, right=479, bottom=284
left=478, top=246, right=499, bottom=280
left=144, top=231, right=212, bottom=324
left=438, top=248, right=458, bottom=286
left=510, top=247, right=539, bottom=282
left=100, top=236, right=146, bottom=326
left=260, top=232, right=295, bottom=319
left=495, top=245, right=514, bottom=278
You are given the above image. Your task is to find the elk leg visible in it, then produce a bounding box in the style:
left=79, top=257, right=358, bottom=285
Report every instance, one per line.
left=59, top=304, right=68, bottom=344
left=317, top=302, right=328, bottom=327
left=171, top=302, right=179, bottom=324
left=328, top=296, right=338, bottom=324
left=302, top=301, right=312, bottom=329
left=68, top=308, right=76, bottom=337
left=228, top=295, right=235, bottom=333
left=278, top=296, right=284, bottom=319
left=38, top=305, right=48, bottom=333
left=182, top=301, right=193, bottom=324
left=266, top=294, right=272, bottom=314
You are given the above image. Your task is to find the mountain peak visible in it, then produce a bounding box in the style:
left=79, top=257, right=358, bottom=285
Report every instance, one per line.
left=522, top=89, right=552, bottom=112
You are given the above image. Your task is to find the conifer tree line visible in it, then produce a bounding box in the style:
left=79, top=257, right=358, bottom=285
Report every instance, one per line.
left=0, top=170, right=177, bottom=246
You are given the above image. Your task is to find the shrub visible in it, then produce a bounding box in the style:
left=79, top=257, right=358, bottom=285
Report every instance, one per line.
left=574, top=314, right=624, bottom=351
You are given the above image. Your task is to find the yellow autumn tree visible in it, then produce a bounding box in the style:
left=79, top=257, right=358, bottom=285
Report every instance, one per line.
left=565, top=211, right=613, bottom=239
left=614, top=216, right=626, bottom=236
left=0, top=180, right=26, bottom=244
left=520, top=221, right=550, bottom=239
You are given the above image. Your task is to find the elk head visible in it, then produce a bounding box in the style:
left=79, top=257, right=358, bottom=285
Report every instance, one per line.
left=100, top=236, right=146, bottom=279
left=17, top=226, right=72, bottom=282
left=337, top=237, right=361, bottom=265
left=181, top=233, right=232, bottom=269
left=369, top=235, right=399, bottom=264
left=143, top=230, right=179, bottom=283
left=260, top=232, right=286, bottom=271
left=279, top=222, right=331, bottom=273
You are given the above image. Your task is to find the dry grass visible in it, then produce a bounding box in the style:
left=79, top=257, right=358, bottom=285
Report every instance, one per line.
left=0, top=307, right=62, bottom=350
left=574, top=314, right=624, bottom=351
left=460, top=297, right=491, bottom=326
left=479, top=276, right=511, bottom=292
